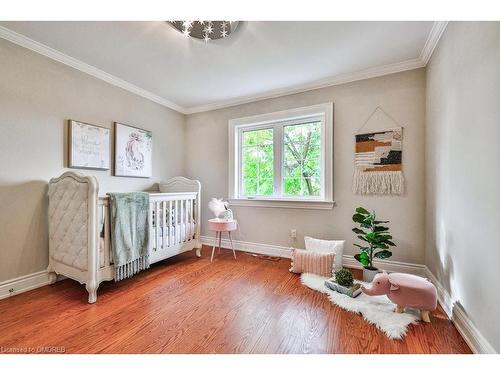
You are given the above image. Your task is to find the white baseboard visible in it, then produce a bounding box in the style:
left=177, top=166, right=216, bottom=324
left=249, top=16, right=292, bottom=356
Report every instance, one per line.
left=424, top=266, right=496, bottom=354
left=0, top=270, right=52, bottom=300
left=451, top=302, right=496, bottom=354
left=200, top=235, right=293, bottom=259
left=342, top=254, right=426, bottom=276
left=201, top=235, right=425, bottom=276
left=424, top=267, right=453, bottom=318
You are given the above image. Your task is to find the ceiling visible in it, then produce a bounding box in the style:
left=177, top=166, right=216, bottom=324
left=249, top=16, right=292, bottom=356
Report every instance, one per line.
left=0, top=21, right=441, bottom=113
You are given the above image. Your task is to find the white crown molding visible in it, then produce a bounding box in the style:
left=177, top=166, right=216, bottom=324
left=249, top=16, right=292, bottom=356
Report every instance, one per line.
left=419, top=21, right=448, bottom=65
left=185, top=58, right=425, bottom=114
left=0, top=22, right=445, bottom=115
left=0, top=25, right=188, bottom=114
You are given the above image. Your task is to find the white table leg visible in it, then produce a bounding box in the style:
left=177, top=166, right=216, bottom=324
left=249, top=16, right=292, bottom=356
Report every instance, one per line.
left=229, top=231, right=236, bottom=260
left=211, top=231, right=219, bottom=262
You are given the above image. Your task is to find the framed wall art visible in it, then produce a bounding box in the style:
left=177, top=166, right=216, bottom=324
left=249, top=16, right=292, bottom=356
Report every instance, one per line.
left=114, top=122, right=152, bottom=178
left=69, top=120, right=111, bottom=170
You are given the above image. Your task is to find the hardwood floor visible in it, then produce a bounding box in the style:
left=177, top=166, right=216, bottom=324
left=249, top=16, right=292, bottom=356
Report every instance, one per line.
left=0, top=246, right=471, bottom=354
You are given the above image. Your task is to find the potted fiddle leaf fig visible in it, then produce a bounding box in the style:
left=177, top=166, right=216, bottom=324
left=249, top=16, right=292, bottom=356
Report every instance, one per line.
left=352, top=207, right=396, bottom=282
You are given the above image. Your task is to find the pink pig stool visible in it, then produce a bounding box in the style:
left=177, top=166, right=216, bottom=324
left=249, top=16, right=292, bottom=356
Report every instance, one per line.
left=361, top=272, right=438, bottom=323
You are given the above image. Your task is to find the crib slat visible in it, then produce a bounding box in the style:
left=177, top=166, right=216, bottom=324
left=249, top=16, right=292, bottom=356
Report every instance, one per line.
left=184, top=199, right=191, bottom=242
left=162, top=201, right=166, bottom=249
left=175, top=200, right=179, bottom=245
left=169, top=200, right=173, bottom=248
left=155, top=202, right=160, bottom=252
left=191, top=199, right=194, bottom=240
left=186, top=199, right=191, bottom=241
left=182, top=199, right=186, bottom=242
left=190, top=199, right=193, bottom=241
left=180, top=199, right=184, bottom=243
left=149, top=201, right=154, bottom=254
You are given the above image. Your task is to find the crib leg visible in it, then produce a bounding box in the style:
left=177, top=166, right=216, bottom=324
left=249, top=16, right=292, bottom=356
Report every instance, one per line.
left=195, top=247, right=202, bottom=258
left=86, top=282, right=98, bottom=304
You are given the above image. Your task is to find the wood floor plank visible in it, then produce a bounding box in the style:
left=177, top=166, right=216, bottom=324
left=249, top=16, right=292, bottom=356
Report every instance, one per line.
left=0, top=246, right=472, bottom=354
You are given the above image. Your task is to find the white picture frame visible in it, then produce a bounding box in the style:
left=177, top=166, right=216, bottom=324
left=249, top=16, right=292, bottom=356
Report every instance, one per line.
left=69, top=120, right=110, bottom=170
left=114, top=122, right=153, bottom=178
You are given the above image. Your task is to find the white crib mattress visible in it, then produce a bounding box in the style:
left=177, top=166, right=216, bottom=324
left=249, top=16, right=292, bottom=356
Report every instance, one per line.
left=99, top=222, right=196, bottom=267
left=153, top=222, right=196, bottom=247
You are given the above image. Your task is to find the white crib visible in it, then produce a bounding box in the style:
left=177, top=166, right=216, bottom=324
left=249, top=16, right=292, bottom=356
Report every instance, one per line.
left=47, top=171, right=202, bottom=303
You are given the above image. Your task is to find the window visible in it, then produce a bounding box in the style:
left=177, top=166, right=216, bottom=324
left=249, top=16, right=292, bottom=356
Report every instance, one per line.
left=229, top=103, right=333, bottom=209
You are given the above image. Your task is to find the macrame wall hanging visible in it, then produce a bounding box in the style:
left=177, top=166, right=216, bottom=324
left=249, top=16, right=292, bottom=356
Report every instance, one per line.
left=353, top=107, right=404, bottom=195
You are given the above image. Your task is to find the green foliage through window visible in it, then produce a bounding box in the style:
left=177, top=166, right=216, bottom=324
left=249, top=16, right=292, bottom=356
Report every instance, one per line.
left=242, top=128, right=274, bottom=196
left=240, top=120, right=322, bottom=198
left=283, top=122, right=321, bottom=196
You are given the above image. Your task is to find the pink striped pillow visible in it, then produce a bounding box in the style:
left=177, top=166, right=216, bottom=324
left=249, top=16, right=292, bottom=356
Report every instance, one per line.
left=289, top=249, right=334, bottom=277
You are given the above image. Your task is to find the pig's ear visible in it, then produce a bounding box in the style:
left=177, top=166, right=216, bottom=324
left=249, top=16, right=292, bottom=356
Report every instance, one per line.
left=389, top=282, right=399, bottom=291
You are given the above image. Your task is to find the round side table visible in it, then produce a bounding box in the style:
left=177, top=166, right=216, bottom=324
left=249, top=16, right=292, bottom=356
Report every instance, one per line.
left=207, top=219, right=238, bottom=262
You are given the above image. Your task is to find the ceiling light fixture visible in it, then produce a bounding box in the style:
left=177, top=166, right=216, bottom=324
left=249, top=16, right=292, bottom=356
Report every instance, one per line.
left=169, top=21, right=239, bottom=42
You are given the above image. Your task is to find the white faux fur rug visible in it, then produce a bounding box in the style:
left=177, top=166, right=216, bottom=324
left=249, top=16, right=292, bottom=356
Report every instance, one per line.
left=300, top=273, right=419, bottom=339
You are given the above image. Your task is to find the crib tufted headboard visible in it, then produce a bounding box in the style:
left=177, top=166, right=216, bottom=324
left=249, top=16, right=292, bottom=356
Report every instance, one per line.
left=48, top=172, right=99, bottom=281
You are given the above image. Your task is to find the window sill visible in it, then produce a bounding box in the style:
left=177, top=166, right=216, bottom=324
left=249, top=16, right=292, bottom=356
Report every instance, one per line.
left=228, top=198, right=335, bottom=210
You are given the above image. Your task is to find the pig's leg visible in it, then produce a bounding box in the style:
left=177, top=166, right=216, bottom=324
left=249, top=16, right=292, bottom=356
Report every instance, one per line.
left=395, top=305, right=405, bottom=313
left=421, top=310, right=431, bottom=322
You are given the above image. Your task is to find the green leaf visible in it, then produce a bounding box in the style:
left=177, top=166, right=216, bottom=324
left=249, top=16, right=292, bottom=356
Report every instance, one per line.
left=357, top=235, right=368, bottom=242
left=374, top=226, right=389, bottom=232
left=376, top=234, right=393, bottom=240
left=374, top=220, right=389, bottom=224
left=354, top=252, right=370, bottom=267
left=365, top=232, right=379, bottom=242
left=352, top=228, right=366, bottom=235
left=384, top=240, right=396, bottom=246
left=355, top=207, right=370, bottom=215
left=352, top=213, right=365, bottom=223
left=374, top=250, right=392, bottom=259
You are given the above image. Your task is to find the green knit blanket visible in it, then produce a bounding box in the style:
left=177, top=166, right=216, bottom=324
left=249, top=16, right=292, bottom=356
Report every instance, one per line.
left=108, top=192, right=150, bottom=281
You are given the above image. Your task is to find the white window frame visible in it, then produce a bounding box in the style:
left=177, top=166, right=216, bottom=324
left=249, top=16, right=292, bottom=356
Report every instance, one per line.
left=228, top=103, right=334, bottom=210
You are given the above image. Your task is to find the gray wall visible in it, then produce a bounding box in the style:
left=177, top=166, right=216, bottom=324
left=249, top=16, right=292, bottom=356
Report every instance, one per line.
left=0, top=39, right=185, bottom=282
left=185, top=69, right=426, bottom=265
left=425, top=22, right=500, bottom=351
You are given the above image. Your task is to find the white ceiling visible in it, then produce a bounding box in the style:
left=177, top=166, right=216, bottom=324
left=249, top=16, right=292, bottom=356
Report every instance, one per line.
left=0, top=21, right=437, bottom=113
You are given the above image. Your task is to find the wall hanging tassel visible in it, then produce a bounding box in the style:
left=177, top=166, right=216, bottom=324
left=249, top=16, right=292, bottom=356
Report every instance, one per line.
left=353, top=107, right=404, bottom=195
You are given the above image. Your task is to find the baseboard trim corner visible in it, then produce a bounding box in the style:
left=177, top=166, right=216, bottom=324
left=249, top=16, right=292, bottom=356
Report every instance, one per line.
left=0, top=270, right=52, bottom=300
left=425, top=266, right=496, bottom=354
